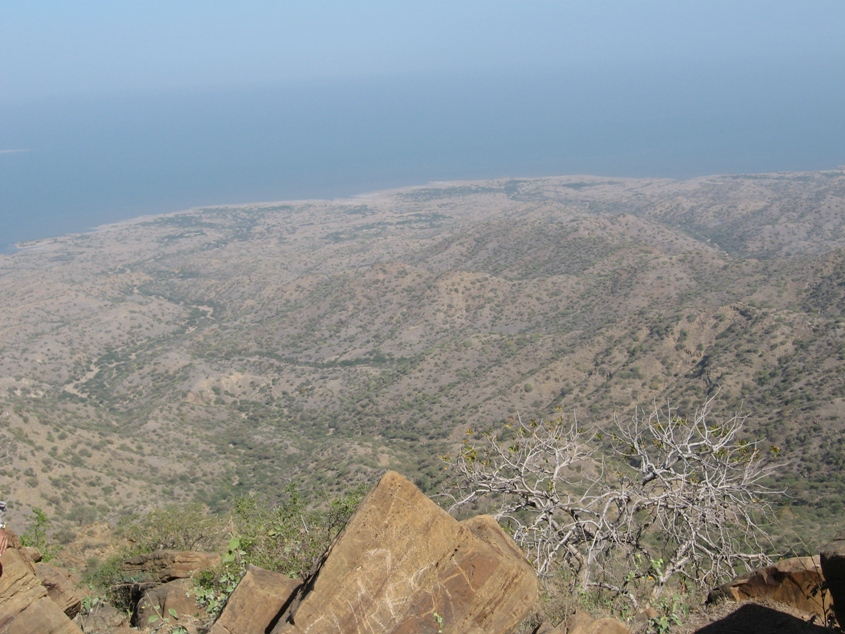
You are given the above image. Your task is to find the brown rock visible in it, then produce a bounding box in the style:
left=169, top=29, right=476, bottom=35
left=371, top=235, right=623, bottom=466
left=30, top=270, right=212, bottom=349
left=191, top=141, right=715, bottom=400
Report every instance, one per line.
left=0, top=541, right=42, bottom=622
left=572, top=617, right=629, bottom=634
left=273, top=470, right=539, bottom=634
left=122, top=549, right=221, bottom=583
left=36, top=561, right=83, bottom=618
left=709, top=556, right=830, bottom=620
left=21, top=546, right=43, bottom=562
left=0, top=534, right=83, bottom=634
left=76, top=603, right=131, bottom=634
left=821, top=531, right=845, bottom=628
left=2, top=599, right=84, bottom=634
left=541, top=610, right=629, bottom=634
left=134, top=577, right=203, bottom=627
left=208, top=565, right=301, bottom=634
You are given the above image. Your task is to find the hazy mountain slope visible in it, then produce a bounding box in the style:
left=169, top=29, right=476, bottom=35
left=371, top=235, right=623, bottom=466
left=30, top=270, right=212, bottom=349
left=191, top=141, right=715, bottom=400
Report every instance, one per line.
left=1, top=170, right=844, bottom=543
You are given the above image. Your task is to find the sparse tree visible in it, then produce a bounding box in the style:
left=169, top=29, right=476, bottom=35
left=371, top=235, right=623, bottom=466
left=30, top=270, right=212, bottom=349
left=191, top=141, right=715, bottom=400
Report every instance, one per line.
left=447, top=397, right=779, bottom=607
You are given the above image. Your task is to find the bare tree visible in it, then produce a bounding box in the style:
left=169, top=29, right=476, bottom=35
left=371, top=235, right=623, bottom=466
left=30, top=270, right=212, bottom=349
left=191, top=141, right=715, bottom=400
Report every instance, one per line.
left=447, top=398, right=780, bottom=606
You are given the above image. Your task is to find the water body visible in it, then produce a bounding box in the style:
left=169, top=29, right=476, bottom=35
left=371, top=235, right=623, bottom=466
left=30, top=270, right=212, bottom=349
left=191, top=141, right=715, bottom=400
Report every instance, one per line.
left=2, top=63, right=844, bottom=252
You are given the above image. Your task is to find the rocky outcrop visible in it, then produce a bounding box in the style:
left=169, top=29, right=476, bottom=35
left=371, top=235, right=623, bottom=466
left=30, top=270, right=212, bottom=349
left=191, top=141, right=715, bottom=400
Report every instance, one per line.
left=208, top=566, right=301, bottom=634
left=708, top=556, right=829, bottom=620
left=134, top=577, right=204, bottom=627
left=268, top=470, right=539, bottom=634
left=35, top=561, right=83, bottom=619
left=75, top=603, right=131, bottom=634
left=570, top=616, right=629, bottom=634
left=122, top=549, right=221, bottom=583
left=539, top=610, right=629, bottom=634
left=567, top=609, right=629, bottom=634
left=820, top=531, right=845, bottom=627
left=2, top=471, right=541, bottom=633
left=0, top=532, right=83, bottom=634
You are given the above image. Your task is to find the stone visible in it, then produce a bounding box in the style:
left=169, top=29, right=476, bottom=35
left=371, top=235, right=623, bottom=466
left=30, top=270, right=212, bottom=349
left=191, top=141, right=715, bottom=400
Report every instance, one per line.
left=75, top=603, right=131, bottom=634
left=134, top=577, right=203, bottom=628
left=820, top=531, right=845, bottom=627
left=541, top=610, right=629, bottom=634
left=272, top=470, right=539, bottom=634
left=122, top=549, right=221, bottom=583
left=36, top=561, right=83, bottom=618
left=709, top=556, right=829, bottom=620
left=2, top=599, right=84, bottom=634
left=208, top=565, right=301, bottom=634
left=21, top=546, right=43, bottom=562
left=572, top=617, right=630, bottom=634
left=0, top=532, right=83, bottom=634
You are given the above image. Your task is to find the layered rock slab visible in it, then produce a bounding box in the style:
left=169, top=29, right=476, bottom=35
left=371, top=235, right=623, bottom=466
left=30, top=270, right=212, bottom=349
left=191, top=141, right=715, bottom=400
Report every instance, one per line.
left=209, top=565, right=301, bottom=634
left=540, top=610, right=629, bottom=634
left=709, top=556, right=829, bottom=620
left=135, top=577, right=204, bottom=627
left=0, top=532, right=82, bottom=634
left=122, top=550, right=221, bottom=583
left=273, top=470, right=539, bottom=634
left=820, top=531, right=845, bottom=627
left=35, top=562, right=83, bottom=619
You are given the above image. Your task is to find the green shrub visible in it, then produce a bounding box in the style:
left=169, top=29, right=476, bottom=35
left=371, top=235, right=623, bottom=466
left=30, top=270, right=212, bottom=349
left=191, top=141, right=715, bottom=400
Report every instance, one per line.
left=225, top=483, right=366, bottom=578
left=20, top=507, right=57, bottom=561
left=88, top=484, right=367, bottom=619
left=119, top=503, right=226, bottom=553
left=195, top=483, right=366, bottom=617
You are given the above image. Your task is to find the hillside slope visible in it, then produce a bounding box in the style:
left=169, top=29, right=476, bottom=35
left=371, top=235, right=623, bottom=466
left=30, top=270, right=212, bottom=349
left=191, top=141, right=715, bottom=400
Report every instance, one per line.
left=1, top=170, right=844, bottom=543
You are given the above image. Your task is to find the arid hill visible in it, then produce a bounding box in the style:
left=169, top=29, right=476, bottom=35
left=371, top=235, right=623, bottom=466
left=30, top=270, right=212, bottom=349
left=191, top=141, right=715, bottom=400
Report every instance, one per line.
left=1, top=170, right=844, bottom=544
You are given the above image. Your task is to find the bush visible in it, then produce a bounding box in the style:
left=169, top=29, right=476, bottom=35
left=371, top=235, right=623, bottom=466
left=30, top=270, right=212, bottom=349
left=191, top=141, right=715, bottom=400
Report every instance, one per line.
left=447, top=398, right=779, bottom=611
left=219, top=483, right=366, bottom=577
left=20, top=507, right=57, bottom=561
left=85, top=484, right=367, bottom=620
left=119, top=503, right=226, bottom=553
left=196, top=484, right=366, bottom=617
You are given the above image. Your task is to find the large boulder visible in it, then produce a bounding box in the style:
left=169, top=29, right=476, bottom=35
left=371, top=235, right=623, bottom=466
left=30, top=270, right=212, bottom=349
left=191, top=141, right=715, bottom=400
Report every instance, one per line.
left=35, top=561, right=83, bottom=619
left=540, top=609, right=629, bottom=634
left=820, top=531, right=845, bottom=627
left=571, top=616, right=630, bottom=634
left=708, top=556, right=829, bottom=620
left=75, top=603, right=131, bottom=634
left=208, top=565, right=301, bottom=634
left=0, top=532, right=83, bottom=634
left=21, top=546, right=43, bottom=562
left=272, top=470, right=540, bottom=633
left=134, top=577, right=204, bottom=628
left=122, top=549, right=221, bottom=583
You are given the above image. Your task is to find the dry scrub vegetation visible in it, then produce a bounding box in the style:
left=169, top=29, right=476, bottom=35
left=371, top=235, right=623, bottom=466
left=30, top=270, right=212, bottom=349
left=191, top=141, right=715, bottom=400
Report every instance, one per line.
left=0, top=170, right=843, bottom=555
left=447, top=398, right=780, bottom=626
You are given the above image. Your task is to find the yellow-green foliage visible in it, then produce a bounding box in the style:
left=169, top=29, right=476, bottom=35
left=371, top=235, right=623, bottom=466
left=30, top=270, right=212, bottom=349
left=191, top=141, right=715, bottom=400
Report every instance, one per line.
left=83, top=484, right=367, bottom=618
left=120, top=503, right=227, bottom=554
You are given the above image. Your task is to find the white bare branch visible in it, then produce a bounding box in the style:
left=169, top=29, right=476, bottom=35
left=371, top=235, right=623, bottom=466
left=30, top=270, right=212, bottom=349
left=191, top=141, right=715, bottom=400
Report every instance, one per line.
left=447, top=400, right=780, bottom=603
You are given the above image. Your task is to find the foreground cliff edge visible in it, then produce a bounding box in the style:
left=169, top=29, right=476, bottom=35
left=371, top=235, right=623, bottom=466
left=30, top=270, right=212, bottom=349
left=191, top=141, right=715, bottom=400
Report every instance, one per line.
left=5, top=471, right=845, bottom=632
left=1, top=471, right=540, bottom=634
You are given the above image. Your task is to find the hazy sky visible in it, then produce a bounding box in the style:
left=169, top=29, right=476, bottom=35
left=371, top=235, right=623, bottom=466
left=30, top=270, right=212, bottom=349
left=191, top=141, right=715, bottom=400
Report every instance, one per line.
left=3, top=1, right=845, bottom=100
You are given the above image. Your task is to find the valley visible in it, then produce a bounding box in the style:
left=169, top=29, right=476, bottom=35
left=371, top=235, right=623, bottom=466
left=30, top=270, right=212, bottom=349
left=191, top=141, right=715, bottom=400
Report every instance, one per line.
left=1, top=170, right=844, bottom=547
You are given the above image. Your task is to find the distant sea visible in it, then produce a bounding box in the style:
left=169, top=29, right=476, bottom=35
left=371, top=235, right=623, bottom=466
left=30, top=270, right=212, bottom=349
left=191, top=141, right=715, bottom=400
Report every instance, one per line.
left=2, top=63, right=844, bottom=253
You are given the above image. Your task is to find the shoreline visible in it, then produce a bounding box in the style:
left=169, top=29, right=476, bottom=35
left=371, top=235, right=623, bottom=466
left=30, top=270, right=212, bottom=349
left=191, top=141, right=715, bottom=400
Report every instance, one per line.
left=4, top=167, right=843, bottom=258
